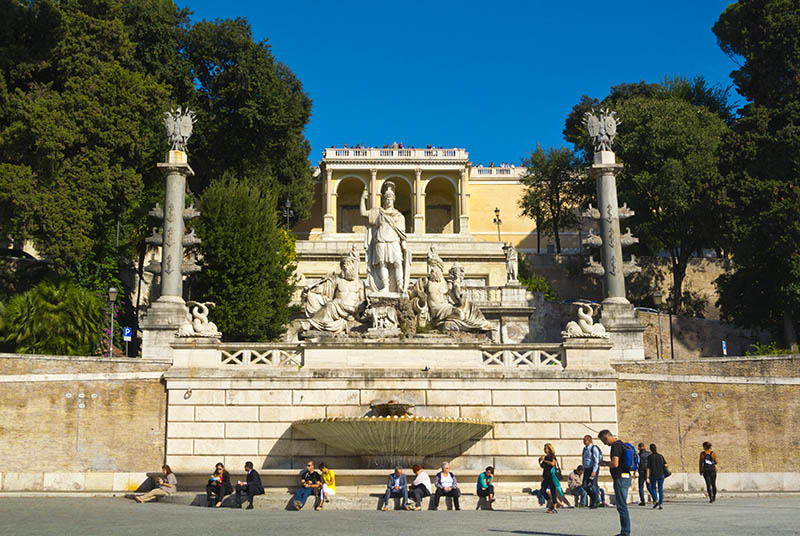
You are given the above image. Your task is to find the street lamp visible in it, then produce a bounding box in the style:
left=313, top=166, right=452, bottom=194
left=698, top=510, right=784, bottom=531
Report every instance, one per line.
left=665, top=291, right=675, bottom=360
left=282, top=197, right=294, bottom=228
left=108, top=287, right=118, bottom=358
left=493, top=207, right=502, bottom=241
left=653, top=290, right=663, bottom=359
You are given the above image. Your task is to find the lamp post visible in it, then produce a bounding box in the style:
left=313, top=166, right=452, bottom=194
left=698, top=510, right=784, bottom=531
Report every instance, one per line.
left=108, top=287, right=118, bottom=358
left=653, top=290, right=663, bottom=359
left=493, top=207, right=502, bottom=241
left=282, top=198, right=294, bottom=229
left=666, top=292, right=675, bottom=360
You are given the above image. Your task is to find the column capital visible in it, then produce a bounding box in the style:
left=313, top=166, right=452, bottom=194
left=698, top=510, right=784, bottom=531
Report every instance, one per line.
left=370, top=168, right=378, bottom=178
left=414, top=168, right=422, bottom=178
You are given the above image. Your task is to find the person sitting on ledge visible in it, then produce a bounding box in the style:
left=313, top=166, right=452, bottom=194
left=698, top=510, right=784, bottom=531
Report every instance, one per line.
left=409, top=464, right=432, bottom=511
left=234, top=461, right=264, bottom=509
left=136, top=465, right=177, bottom=503
left=320, top=462, right=336, bottom=503
left=382, top=466, right=410, bottom=511
left=477, top=466, right=496, bottom=509
left=207, top=462, right=233, bottom=507
left=294, top=460, right=322, bottom=511
left=432, top=462, right=461, bottom=511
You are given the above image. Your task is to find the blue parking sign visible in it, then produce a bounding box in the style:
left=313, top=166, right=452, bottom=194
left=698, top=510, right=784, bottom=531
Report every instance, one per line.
left=123, top=327, right=132, bottom=342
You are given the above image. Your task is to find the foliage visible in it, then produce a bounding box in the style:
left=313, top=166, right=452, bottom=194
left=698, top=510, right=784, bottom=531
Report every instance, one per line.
left=1, top=279, right=104, bottom=355
left=712, top=0, right=800, bottom=347
left=193, top=175, right=295, bottom=341
left=678, top=289, right=708, bottom=319
left=517, top=252, right=557, bottom=301
left=745, top=341, right=795, bottom=356
left=519, top=145, right=584, bottom=253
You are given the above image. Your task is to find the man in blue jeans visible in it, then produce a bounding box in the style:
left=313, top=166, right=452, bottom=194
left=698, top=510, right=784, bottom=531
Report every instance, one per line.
left=581, top=435, right=602, bottom=508
left=599, top=429, right=632, bottom=536
left=293, top=460, right=322, bottom=510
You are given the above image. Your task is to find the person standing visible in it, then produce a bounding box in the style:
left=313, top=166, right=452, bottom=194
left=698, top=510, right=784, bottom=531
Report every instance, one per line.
left=235, top=461, right=264, bottom=509
left=637, top=443, right=653, bottom=506
left=646, top=444, right=668, bottom=509
left=581, top=435, right=602, bottom=508
left=700, top=441, right=718, bottom=503
left=599, top=430, right=633, bottom=536
left=409, top=464, right=432, bottom=510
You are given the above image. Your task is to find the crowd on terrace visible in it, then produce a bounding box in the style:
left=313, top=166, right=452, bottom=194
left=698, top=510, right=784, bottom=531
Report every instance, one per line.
left=326, top=142, right=516, bottom=169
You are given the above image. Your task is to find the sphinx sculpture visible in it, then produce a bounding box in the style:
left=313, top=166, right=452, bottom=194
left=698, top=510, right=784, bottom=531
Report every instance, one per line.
left=302, top=248, right=366, bottom=334
left=410, top=248, right=493, bottom=333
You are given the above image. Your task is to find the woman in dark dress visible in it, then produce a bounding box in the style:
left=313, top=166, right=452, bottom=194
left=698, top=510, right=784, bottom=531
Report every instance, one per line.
left=206, top=462, right=233, bottom=507
left=538, top=443, right=559, bottom=513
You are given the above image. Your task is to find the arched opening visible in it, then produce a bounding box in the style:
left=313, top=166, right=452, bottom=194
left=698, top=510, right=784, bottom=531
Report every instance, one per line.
left=425, top=178, right=458, bottom=233
left=380, top=178, right=413, bottom=233
left=336, top=177, right=367, bottom=233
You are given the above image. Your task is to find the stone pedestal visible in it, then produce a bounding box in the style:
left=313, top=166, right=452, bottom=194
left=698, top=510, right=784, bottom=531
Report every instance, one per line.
left=600, top=301, right=645, bottom=361
left=414, top=214, right=424, bottom=234
left=141, top=296, right=188, bottom=360
left=562, top=337, right=615, bottom=371
left=322, top=214, right=334, bottom=235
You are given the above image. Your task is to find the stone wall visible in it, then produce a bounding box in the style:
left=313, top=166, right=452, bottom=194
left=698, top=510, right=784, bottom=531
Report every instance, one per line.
left=614, top=356, right=800, bottom=491
left=163, top=367, right=617, bottom=476
left=0, top=354, right=170, bottom=491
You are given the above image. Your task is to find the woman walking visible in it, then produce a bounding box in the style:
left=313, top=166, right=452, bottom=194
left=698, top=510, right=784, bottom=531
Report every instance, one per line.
left=646, top=444, right=668, bottom=509
left=700, top=441, right=718, bottom=503
left=539, top=443, right=559, bottom=513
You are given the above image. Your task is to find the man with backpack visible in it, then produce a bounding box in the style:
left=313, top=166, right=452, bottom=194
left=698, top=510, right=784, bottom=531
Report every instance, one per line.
left=599, top=429, right=637, bottom=536
left=581, top=435, right=602, bottom=508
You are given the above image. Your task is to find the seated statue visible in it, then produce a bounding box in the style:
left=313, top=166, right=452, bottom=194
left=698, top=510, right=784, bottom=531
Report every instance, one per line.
left=302, top=249, right=366, bottom=334
left=410, top=251, right=493, bottom=333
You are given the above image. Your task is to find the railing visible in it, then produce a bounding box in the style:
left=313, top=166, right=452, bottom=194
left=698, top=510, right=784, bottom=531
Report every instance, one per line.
left=470, top=167, right=525, bottom=178
left=324, top=148, right=468, bottom=159
left=220, top=344, right=303, bottom=367
left=480, top=344, right=565, bottom=368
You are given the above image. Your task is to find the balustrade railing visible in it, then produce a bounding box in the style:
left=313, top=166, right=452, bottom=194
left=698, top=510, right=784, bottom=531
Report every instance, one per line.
left=324, top=148, right=468, bottom=159
left=220, top=344, right=303, bottom=367
left=480, top=344, right=565, bottom=368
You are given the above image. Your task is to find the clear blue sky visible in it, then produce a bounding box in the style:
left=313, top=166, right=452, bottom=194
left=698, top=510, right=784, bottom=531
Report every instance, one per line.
left=182, top=1, right=739, bottom=166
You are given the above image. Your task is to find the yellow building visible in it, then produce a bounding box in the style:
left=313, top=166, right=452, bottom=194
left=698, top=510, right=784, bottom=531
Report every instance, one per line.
left=292, top=146, right=541, bottom=291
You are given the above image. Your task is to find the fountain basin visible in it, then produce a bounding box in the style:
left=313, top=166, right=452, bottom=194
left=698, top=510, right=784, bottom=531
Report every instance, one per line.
left=293, top=415, right=492, bottom=468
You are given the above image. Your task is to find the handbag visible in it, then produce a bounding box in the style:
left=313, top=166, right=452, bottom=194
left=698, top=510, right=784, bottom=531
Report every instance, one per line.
left=664, top=467, right=672, bottom=478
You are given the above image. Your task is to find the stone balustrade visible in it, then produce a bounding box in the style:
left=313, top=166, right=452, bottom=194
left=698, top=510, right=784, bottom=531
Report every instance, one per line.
left=220, top=344, right=303, bottom=367
left=481, top=344, right=564, bottom=368
left=324, top=148, right=466, bottom=159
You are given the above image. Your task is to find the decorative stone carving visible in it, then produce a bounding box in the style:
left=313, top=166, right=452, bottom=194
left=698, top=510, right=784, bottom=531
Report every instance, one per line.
left=410, top=249, right=493, bottom=333
left=360, top=181, right=411, bottom=294
left=164, top=106, right=196, bottom=152
left=503, top=242, right=519, bottom=284
left=177, top=301, right=221, bottom=338
left=584, top=108, right=620, bottom=152
left=562, top=302, right=609, bottom=339
left=301, top=248, right=366, bottom=334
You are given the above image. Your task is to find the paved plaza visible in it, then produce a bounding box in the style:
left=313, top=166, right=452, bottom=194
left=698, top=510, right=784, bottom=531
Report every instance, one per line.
left=1, top=497, right=798, bottom=535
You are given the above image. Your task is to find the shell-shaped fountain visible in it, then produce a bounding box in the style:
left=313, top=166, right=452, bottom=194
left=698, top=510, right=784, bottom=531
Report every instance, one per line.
left=292, top=400, right=492, bottom=468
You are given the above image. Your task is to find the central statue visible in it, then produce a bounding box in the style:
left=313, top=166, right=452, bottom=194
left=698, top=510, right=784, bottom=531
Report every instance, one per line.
left=360, top=182, right=411, bottom=294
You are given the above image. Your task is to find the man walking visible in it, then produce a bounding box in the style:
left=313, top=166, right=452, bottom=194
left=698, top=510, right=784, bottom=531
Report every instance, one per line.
left=581, top=435, right=601, bottom=508
left=599, top=430, right=633, bottom=536
left=637, top=443, right=653, bottom=506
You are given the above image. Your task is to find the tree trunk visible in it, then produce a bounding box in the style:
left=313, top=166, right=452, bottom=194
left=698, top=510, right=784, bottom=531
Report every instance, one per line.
left=783, top=310, right=799, bottom=352
left=553, top=214, right=561, bottom=254
left=133, top=244, right=146, bottom=357
left=671, top=250, right=689, bottom=315
left=536, top=217, right=541, bottom=253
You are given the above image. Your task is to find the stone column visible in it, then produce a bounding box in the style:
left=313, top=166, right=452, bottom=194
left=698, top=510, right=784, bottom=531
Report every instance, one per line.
left=459, top=168, right=470, bottom=235
left=414, top=168, right=424, bottom=234
left=370, top=168, right=378, bottom=209
left=322, top=167, right=334, bottom=235
left=591, top=151, right=626, bottom=303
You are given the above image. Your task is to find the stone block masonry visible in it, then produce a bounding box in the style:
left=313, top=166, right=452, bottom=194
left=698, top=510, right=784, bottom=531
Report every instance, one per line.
left=162, top=367, right=618, bottom=473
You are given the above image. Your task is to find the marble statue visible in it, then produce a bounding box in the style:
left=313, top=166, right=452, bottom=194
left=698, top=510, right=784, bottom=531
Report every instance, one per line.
left=411, top=251, right=493, bottom=333
left=562, top=302, right=608, bottom=338
left=302, top=249, right=366, bottom=334
left=177, top=301, right=221, bottom=338
left=503, top=243, right=518, bottom=283
left=164, top=106, right=196, bottom=152
left=361, top=182, right=411, bottom=294
left=583, top=108, right=619, bottom=152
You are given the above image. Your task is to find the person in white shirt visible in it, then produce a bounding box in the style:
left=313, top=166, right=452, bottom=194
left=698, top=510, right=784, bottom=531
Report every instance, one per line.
left=432, top=462, right=461, bottom=511
left=409, top=464, right=433, bottom=510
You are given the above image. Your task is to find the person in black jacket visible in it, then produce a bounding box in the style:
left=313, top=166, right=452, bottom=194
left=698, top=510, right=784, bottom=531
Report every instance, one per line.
left=235, top=461, right=265, bottom=509
left=206, top=462, right=234, bottom=507
left=646, top=444, right=668, bottom=509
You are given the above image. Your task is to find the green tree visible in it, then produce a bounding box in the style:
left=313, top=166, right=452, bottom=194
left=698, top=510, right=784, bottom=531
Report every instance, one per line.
left=713, top=0, right=800, bottom=348
left=519, top=145, right=583, bottom=254
left=193, top=175, right=295, bottom=341
left=1, top=279, right=104, bottom=355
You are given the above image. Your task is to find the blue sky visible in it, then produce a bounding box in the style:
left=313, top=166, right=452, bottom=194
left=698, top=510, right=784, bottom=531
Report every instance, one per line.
left=182, top=1, right=739, bottom=166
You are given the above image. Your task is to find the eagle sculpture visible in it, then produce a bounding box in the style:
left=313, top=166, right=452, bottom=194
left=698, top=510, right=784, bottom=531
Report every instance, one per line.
left=583, top=108, right=620, bottom=152
left=164, top=106, right=196, bottom=152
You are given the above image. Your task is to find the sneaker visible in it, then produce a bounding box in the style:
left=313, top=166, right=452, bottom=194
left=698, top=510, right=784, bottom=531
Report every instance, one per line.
left=638, top=502, right=645, bottom=506
left=652, top=504, right=658, bottom=509
left=381, top=506, right=389, bottom=512
left=293, top=500, right=302, bottom=510
left=658, top=505, right=663, bottom=510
